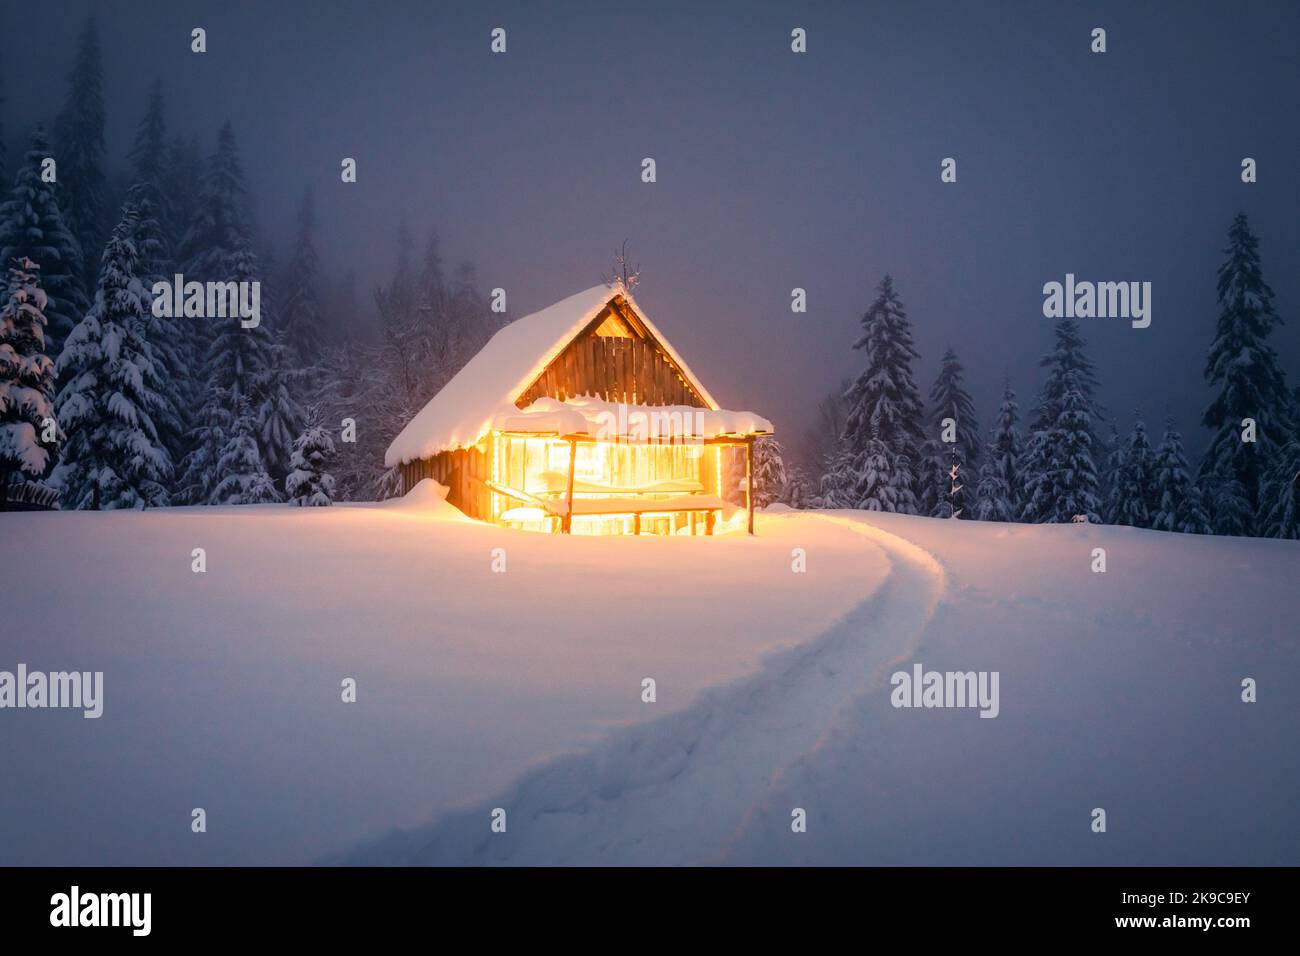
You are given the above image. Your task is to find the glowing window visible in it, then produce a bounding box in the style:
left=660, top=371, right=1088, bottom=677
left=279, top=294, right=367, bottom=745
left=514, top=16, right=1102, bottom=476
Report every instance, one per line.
left=548, top=442, right=605, bottom=482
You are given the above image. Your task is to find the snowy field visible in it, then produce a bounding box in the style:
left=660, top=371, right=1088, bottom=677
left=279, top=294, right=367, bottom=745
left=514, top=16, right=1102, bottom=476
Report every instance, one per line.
left=2, top=489, right=1297, bottom=865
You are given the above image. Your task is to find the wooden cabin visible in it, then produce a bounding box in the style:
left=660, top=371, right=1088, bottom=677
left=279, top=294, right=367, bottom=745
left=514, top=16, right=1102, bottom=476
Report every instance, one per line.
left=385, top=285, right=773, bottom=535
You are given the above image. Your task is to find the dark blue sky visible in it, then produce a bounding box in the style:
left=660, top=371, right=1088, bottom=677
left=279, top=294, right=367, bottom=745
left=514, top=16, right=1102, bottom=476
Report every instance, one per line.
left=7, top=0, right=1298, bottom=458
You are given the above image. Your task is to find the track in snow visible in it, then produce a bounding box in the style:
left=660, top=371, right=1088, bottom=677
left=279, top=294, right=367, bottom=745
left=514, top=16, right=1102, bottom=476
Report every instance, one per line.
left=340, top=515, right=947, bottom=865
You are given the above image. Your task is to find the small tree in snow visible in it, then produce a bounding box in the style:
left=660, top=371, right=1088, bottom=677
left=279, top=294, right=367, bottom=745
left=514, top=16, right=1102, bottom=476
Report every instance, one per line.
left=1150, top=419, right=1212, bottom=534
left=212, top=399, right=278, bottom=504
left=1108, top=417, right=1157, bottom=528
left=751, top=436, right=787, bottom=508
left=851, top=440, right=918, bottom=512
left=973, top=453, right=1013, bottom=521
left=1019, top=319, right=1102, bottom=523
left=0, top=258, right=59, bottom=496
left=286, top=425, right=336, bottom=506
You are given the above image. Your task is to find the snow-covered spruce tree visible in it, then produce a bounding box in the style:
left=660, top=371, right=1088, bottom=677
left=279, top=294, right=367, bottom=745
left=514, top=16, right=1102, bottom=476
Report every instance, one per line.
left=841, top=274, right=926, bottom=512
left=178, top=239, right=275, bottom=503
left=176, top=398, right=225, bottom=505
left=973, top=453, right=1013, bottom=521
left=379, top=220, right=417, bottom=338
left=1100, top=419, right=1124, bottom=523
left=1203, top=459, right=1253, bottom=537
left=1198, top=213, right=1294, bottom=534
left=256, top=339, right=306, bottom=485
left=127, top=81, right=169, bottom=215
left=53, top=18, right=109, bottom=292
left=52, top=207, right=173, bottom=509
left=751, top=436, right=788, bottom=508
left=449, top=261, right=497, bottom=360
left=974, top=379, right=1023, bottom=521
left=1256, top=441, right=1300, bottom=539
left=0, top=258, right=60, bottom=497
left=417, top=229, right=447, bottom=325
left=285, top=425, right=336, bottom=506
left=1150, top=420, right=1212, bottom=534
left=851, top=439, right=918, bottom=512
left=280, top=189, right=323, bottom=365
left=1019, top=318, right=1102, bottom=523
left=1108, top=417, right=1157, bottom=528
left=920, top=347, right=981, bottom=517
left=162, top=134, right=203, bottom=257
left=0, top=130, right=90, bottom=356
left=817, top=442, right=855, bottom=508
left=177, top=123, right=251, bottom=282
left=783, top=462, right=812, bottom=508
left=211, top=398, right=278, bottom=504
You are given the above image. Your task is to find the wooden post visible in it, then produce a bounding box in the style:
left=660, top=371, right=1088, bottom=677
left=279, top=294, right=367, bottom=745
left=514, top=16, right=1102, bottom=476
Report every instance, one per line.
left=562, top=438, right=577, bottom=533
left=633, top=513, right=641, bottom=536
left=745, top=436, right=755, bottom=535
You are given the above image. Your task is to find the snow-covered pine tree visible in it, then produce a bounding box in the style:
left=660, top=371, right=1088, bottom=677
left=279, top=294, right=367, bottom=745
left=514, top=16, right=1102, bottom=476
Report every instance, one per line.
left=0, top=258, right=59, bottom=498
left=123, top=182, right=187, bottom=491
left=280, top=189, right=323, bottom=365
left=53, top=18, right=109, bottom=293
left=976, top=379, right=1023, bottom=520
left=972, top=453, right=1012, bottom=521
left=851, top=439, right=918, bottom=512
left=841, top=274, right=926, bottom=513
left=1019, top=318, right=1102, bottom=523
left=177, top=123, right=251, bottom=281
left=127, top=81, right=168, bottom=214
left=1198, top=213, right=1294, bottom=535
left=1109, top=417, right=1157, bottom=527
left=449, top=261, right=495, bottom=360
left=52, top=206, right=173, bottom=509
left=751, top=436, right=788, bottom=508
left=211, top=397, right=278, bottom=504
left=256, top=339, right=306, bottom=485
left=921, top=347, right=981, bottom=517
left=203, top=239, right=272, bottom=407
left=783, top=462, right=812, bottom=508
left=379, top=220, right=417, bottom=338
left=162, top=134, right=202, bottom=256
left=176, top=398, right=225, bottom=505
left=178, top=239, right=278, bottom=503
left=1256, top=441, right=1300, bottom=539
left=817, top=442, right=854, bottom=508
left=1202, top=459, right=1253, bottom=537
left=417, top=228, right=447, bottom=326
left=0, top=130, right=90, bottom=356
left=1101, top=419, right=1125, bottom=523
left=1150, top=419, right=1211, bottom=534
left=285, top=425, right=336, bottom=506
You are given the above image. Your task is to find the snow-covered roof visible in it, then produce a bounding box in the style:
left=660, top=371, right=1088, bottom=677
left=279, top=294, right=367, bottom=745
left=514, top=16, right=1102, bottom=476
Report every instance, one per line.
left=384, top=286, right=729, bottom=466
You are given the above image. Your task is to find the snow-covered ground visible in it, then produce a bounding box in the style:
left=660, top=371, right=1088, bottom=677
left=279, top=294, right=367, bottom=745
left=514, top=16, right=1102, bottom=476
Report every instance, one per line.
left=2, top=490, right=1297, bottom=865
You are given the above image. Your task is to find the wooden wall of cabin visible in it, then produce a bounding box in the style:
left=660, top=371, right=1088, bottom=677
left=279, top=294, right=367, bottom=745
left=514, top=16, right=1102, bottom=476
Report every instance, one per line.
left=399, top=444, right=492, bottom=520
left=515, top=303, right=708, bottom=410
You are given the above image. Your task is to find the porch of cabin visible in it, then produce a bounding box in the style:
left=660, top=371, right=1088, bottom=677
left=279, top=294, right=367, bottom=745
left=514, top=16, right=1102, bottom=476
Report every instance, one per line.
left=486, top=432, right=754, bottom=535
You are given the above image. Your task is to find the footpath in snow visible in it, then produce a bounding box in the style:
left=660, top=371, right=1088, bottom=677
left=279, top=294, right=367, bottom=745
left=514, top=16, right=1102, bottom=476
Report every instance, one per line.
left=342, top=509, right=1300, bottom=866
left=340, top=514, right=948, bottom=864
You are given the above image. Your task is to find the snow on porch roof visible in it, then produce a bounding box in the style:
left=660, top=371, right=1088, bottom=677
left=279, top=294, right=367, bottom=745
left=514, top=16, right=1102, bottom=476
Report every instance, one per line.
left=493, top=396, right=772, bottom=442
left=384, top=285, right=724, bottom=466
